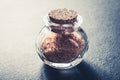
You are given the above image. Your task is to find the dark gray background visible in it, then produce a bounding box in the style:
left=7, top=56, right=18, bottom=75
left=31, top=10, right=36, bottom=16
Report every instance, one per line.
left=0, top=0, right=120, bottom=80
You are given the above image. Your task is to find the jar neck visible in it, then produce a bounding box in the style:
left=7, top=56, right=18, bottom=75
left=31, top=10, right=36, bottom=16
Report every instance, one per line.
left=43, top=14, right=83, bottom=35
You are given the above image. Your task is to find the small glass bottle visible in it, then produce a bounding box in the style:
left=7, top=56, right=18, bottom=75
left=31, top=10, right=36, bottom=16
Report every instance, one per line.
left=36, top=9, right=88, bottom=69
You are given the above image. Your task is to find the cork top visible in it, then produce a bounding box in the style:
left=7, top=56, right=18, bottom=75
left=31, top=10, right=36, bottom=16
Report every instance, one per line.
left=48, top=8, right=77, bottom=24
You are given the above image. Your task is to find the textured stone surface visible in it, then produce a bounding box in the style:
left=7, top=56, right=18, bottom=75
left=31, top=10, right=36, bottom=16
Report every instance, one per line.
left=0, top=0, right=120, bottom=80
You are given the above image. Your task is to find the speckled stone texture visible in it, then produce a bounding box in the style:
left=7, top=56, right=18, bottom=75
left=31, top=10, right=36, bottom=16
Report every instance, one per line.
left=0, top=0, right=120, bottom=80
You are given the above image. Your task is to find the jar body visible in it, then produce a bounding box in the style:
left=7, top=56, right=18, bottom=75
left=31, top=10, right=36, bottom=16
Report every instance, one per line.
left=36, top=14, right=88, bottom=69
left=36, top=25, right=88, bottom=69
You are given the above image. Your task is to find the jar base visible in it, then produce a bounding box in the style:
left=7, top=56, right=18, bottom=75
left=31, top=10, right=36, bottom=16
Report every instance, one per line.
left=42, top=56, right=83, bottom=69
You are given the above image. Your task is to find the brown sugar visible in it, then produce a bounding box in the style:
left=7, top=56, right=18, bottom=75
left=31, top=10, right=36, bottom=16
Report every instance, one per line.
left=41, top=32, right=85, bottom=63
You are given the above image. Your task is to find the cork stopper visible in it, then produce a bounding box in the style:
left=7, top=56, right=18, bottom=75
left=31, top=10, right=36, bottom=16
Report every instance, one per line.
left=48, top=8, right=77, bottom=24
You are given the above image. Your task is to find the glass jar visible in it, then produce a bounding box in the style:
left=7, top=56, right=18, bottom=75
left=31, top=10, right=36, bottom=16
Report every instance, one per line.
left=36, top=14, right=88, bottom=69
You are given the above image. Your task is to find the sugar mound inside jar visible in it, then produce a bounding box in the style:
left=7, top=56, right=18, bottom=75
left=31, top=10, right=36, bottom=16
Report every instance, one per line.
left=41, top=32, right=85, bottom=63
